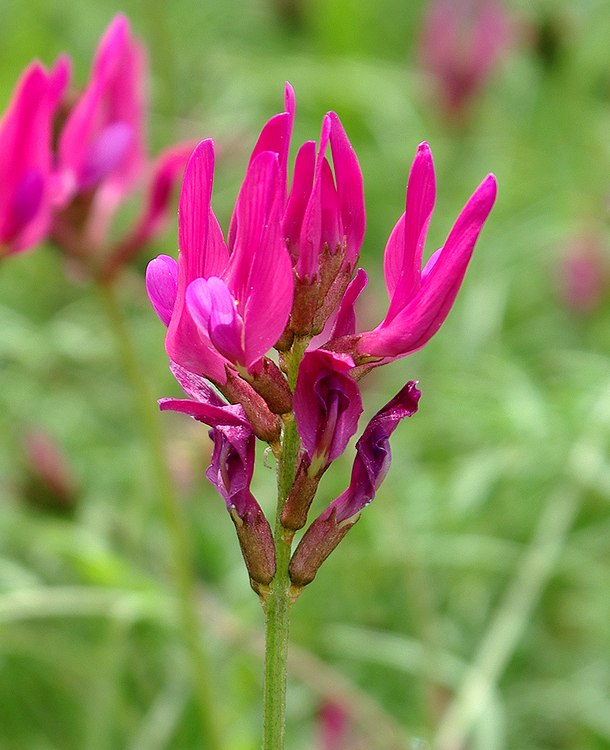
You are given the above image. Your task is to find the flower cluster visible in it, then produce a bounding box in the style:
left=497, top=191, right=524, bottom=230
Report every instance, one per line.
left=0, top=15, right=191, bottom=276
left=147, top=84, right=497, bottom=592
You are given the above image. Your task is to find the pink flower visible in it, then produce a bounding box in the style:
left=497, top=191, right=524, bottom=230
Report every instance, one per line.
left=0, top=57, right=69, bottom=256
left=328, top=142, right=497, bottom=363
left=419, top=0, right=513, bottom=118
left=148, top=138, right=294, bottom=384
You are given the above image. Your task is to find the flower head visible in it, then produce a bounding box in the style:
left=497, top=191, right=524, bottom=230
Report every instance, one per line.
left=152, top=136, right=294, bottom=385
left=149, top=83, right=497, bottom=592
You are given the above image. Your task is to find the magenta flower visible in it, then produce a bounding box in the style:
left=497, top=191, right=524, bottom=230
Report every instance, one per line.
left=0, top=58, right=69, bottom=256
left=419, top=0, right=513, bottom=118
left=293, top=350, right=363, bottom=473
left=289, top=381, right=421, bottom=586
left=328, top=142, right=497, bottom=363
left=148, top=82, right=497, bottom=597
left=148, top=137, right=294, bottom=385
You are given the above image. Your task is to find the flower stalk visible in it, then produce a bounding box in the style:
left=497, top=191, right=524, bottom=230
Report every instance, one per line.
left=143, top=83, right=496, bottom=748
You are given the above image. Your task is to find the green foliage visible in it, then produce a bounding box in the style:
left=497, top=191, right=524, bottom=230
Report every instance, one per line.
left=1, top=0, right=610, bottom=748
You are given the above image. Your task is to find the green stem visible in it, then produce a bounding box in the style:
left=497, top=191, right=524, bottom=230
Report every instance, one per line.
left=261, top=343, right=305, bottom=750
left=96, top=279, right=222, bottom=750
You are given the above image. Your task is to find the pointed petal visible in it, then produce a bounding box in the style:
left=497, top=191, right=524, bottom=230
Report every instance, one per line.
left=328, top=111, right=366, bottom=262
left=168, top=361, right=225, bottom=406
left=177, top=139, right=228, bottom=279
left=296, top=115, right=332, bottom=280
left=227, top=151, right=293, bottom=367
left=166, top=141, right=230, bottom=382
left=283, top=140, right=316, bottom=260
left=159, top=397, right=249, bottom=427
left=384, top=142, right=436, bottom=319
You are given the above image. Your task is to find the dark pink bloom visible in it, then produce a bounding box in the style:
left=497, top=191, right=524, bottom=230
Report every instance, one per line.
left=419, top=0, right=513, bottom=118
left=293, top=350, right=363, bottom=472
left=329, top=142, right=496, bottom=362
left=149, top=138, right=294, bottom=384
left=43, top=15, right=191, bottom=274
left=0, top=57, right=69, bottom=256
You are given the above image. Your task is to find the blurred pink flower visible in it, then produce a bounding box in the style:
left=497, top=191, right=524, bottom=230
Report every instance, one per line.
left=0, top=57, right=69, bottom=256
left=21, top=427, right=78, bottom=513
left=317, top=701, right=349, bottom=750
left=559, top=231, right=609, bottom=314
left=51, top=15, right=192, bottom=277
left=419, top=0, right=513, bottom=118
left=57, top=15, right=146, bottom=231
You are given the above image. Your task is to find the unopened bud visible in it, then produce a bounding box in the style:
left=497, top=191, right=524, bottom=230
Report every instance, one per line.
left=230, top=506, right=276, bottom=589
left=289, top=509, right=359, bottom=588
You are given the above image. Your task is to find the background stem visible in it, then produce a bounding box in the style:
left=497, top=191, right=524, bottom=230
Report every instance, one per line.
left=96, top=279, right=223, bottom=750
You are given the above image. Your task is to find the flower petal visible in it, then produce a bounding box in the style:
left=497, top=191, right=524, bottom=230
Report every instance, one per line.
left=146, top=254, right=178, bottom=326
left=383, top=142, right=436, bottom=320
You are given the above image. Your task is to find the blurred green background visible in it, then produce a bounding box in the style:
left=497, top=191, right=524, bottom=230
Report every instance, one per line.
left=1, top=0, right=610, bottom=748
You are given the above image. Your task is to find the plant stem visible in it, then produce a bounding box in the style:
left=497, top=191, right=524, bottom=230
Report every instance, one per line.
left=261, top=343, right=304, bottom=750
left=96, top=279, right=222, bottom=750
